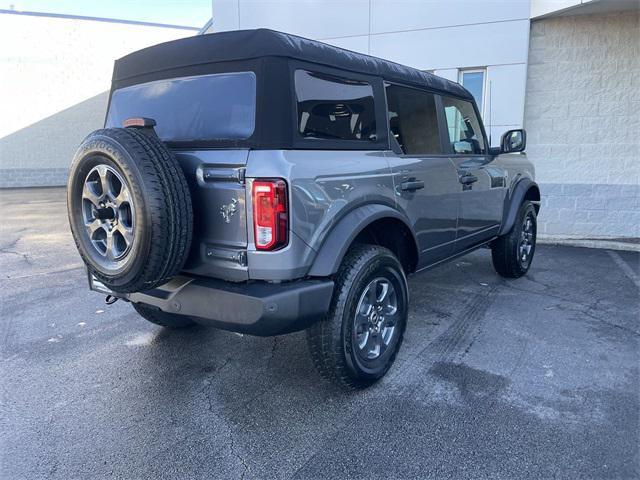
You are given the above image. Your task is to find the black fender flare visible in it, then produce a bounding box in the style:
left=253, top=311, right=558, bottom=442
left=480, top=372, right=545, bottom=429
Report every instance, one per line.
left=307, top=204, right=418, bottom=277
left=498, top=178, right=540, bottom=236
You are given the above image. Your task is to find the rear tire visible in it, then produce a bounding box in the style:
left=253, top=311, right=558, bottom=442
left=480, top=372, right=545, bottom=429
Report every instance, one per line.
left=491, top=201, right=537, bottom=278
left=132, top=303, right=195, bottom=329
left=306, top=245, right=408, bottom=390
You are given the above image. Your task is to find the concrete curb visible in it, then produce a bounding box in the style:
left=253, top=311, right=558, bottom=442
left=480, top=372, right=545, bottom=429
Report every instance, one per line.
left=538, top=235, right=640, bottom=252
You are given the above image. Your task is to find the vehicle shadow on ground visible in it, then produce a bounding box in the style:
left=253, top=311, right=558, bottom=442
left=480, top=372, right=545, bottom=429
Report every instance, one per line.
left=125, top=254, right=516, bottom=416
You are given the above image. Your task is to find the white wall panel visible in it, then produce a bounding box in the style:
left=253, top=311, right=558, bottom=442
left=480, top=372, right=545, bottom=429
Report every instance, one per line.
left=433, top=68, right=458, bottom=82
left=530, top=0, right=583, bottom=18
left=321, top=35, right=370, bottom=54
left=211, top=0, right=240, bottom=31
left=0, top=12, right=194, bottom=186
left=218, top=0, right=370, bottom=40
left=369, top=20, right=530, bottom=70
left=370, top=0, right=530, bottom=34
left=0, top=14, right=194, bottom=140
left=485, top=63, right=528, bottom=127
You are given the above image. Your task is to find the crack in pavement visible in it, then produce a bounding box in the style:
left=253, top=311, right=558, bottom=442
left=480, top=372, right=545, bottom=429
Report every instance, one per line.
left=499, top=281, right=640, bottom=337
left=1, top=265, right=84, bottom=281
left=226, top=420, right=250, bottom=480
left=0, top=248, right=34, bottom=265
left=199, top=358, right=250, bottom=479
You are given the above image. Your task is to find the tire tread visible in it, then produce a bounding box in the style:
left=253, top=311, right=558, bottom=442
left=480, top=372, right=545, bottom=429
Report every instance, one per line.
left=491, top=201, right=536, bottom=278
left=306, top=244, right=406, bottom=390
left=67, top=128, right=193, bottom=293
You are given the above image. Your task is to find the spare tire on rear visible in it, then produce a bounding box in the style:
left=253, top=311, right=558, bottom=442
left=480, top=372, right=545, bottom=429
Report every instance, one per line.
left=67, top=127, right=193, bottom=293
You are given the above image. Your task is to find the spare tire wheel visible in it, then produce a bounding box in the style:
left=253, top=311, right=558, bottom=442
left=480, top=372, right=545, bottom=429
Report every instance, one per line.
left=67, top=127, right=193, bottom=293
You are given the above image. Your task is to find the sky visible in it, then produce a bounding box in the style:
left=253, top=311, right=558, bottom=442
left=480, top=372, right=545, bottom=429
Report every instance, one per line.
left=0, top=0, right=212, bottom=28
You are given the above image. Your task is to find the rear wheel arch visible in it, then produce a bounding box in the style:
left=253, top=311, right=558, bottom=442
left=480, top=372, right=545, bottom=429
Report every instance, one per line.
left=351, top=217, right=418, bottom=274
left=307, top=205, right=418, bottom=277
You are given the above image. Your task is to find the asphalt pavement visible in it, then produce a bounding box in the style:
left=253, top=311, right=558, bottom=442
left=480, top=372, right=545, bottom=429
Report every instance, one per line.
left=1, top=187, right=638, bottom=479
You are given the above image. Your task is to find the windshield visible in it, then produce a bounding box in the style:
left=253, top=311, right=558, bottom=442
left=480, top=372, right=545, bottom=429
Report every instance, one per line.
left=105, top=72, right=256, bottom=142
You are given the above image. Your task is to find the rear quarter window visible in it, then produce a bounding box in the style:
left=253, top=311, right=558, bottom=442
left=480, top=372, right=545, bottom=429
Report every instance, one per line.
left=294, top=70, right=377, bottom=143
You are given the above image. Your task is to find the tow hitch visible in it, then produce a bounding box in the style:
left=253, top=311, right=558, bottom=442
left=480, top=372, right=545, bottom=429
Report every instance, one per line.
left=105, top=295, right=119, bottom=305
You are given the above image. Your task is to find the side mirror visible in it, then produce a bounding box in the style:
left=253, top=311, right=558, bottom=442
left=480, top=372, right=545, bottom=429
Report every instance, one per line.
left=500, top=129, right=526, bottom=153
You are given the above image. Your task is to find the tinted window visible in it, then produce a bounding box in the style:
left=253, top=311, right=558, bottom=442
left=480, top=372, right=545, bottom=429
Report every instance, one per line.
left=386, top=85, right=442, bottom=155
left=295, top=70, right=376, bottom=142
left=443, top=96, right=486, bottom=154
left=106, top=72, right=256, bottom=142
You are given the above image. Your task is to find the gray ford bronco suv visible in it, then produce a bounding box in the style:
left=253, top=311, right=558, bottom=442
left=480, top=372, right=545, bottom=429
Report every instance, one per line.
left=67, top=29, right=540, bottom=389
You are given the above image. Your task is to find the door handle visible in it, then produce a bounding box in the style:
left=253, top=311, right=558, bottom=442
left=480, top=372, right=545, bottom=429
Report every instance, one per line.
left=459, top=173, right=478, bottom=185
left=400, top=179, right=425, bottom=191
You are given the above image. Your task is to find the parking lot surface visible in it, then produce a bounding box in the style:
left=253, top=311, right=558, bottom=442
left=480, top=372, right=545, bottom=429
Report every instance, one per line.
left=1, top=187, right=639, bottom=479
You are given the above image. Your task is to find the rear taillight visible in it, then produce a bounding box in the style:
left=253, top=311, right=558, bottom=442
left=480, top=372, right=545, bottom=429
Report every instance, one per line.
left=252, top=179, right=288, bottom=250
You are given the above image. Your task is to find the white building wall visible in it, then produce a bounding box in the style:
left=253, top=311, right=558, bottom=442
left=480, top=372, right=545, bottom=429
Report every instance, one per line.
left=0, top=12, right=197, bottom=187
left=524, top=11, right=640, bottom=239
left=209, top=0, right=531, bottom=144
left=531, top=0, right=596, bottom=18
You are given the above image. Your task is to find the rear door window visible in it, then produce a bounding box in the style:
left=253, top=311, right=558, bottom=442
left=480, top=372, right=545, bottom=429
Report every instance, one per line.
left=106, top=72, right=256, bottom=142
left=442, top=96, right=486, bottom=154
left=386, top=84, right=442, bottom=155
left=294, top=70, right=377, bottom=142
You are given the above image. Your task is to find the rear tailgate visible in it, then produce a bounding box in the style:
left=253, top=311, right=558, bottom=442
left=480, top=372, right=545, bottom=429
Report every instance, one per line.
left=174, top=149, right=249, bottom=282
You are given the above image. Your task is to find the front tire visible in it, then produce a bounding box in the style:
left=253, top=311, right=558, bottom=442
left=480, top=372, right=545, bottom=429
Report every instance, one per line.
left=306, top=245, right=408, bottom=390
left=491, top=201, right=537, bottom=278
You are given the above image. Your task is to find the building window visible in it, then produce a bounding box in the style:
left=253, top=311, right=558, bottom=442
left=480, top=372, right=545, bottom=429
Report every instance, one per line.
left=459, top=69, right=486, bottom=118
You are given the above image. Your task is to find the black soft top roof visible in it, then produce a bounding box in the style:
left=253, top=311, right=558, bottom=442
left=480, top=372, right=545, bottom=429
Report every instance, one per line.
left=113, top=28, right=472, bottom=100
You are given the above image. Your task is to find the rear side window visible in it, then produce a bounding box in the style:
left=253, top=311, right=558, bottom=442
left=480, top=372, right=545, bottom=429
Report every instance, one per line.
left=386, top=85, right=442, bottom=155
left=442, top=96, right=486, bottom=154
left=106, top=72, right=256, bottom=142
left=294, top=70, right=377, bottom=142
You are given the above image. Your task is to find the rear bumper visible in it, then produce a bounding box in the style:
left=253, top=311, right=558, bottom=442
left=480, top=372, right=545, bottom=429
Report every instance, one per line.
left=92, top=274, right=334, bottom=336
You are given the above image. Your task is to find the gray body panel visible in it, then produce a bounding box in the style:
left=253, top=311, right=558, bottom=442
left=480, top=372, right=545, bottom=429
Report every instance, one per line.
left=384, top=152, right=458, bottom=268
left=172, top=148, right=535, bottom=283
left=175, top=149, right=250, bottom=282
left=245, top=150, right=396, bottom=280
left=449, top=154, right=505, bottom=251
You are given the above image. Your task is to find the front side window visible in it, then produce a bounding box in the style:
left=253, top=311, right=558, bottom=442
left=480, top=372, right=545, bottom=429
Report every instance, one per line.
left=294, top=70, right=376, bottom=142
left=386, top=84, right=441, bottom=155
left=443, top=96, right=486, bottom=155
left=106, top=72, right=256, bottom=142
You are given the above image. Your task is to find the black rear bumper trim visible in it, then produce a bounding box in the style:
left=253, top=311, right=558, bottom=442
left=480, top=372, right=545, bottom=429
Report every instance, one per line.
left=99, top=275, right=334, bottom=336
